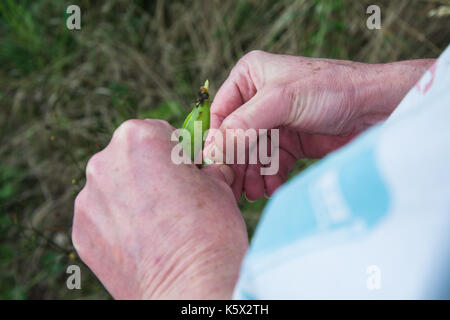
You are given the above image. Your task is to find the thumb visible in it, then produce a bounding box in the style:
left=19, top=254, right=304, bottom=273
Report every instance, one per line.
left=204, top=89, right=290, bottom=161
left=221, top=89, right=291, bottom=132
left=201, top=164, right=235, bottom=186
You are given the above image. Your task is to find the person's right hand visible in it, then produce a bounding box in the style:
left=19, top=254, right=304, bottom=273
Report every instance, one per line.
left=204, top=50, right=434, bottom=201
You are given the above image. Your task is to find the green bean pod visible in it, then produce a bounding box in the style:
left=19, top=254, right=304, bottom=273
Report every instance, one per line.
left=180, top=80, right=211, bottom=163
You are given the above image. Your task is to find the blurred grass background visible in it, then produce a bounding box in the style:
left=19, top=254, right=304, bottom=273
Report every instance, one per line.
left=0, top=0, right=448, bottom=299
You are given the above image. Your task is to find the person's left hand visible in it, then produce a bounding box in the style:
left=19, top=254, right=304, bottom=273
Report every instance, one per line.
left=72, top=119, right=248, bottom=299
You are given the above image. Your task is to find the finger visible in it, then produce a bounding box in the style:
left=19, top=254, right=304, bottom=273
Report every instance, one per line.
left=201, top=164, right=235, bottom=186
left=204, top=89, right=292, bottom=162
left=143, top=118, right=176, bottom=132
left=209, top=81, right=242, bottom=132
left=243, top=136, right=265, bottom=201
left=209, top=63, right=257, bottom=131
left=220, top=88, right=292, bottom=132
left=244, top=162, right=265, bottom=201
left=264, top=174, right=284, bottom=198
left=206, top=63, right=258, bottom=149
left=264, top=143, right=297, bottom=197
left=231, top=163, right=247, bottom=201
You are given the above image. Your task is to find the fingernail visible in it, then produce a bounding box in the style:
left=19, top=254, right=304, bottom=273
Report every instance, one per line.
left=203, top=143, right=223, bottom=163
left=219, top=164, right=235, bottom=186
left=244, top=193, right=255, bottom=203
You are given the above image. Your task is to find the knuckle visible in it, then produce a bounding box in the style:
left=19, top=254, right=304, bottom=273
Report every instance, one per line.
left=113, top=119, right=144, bottom=140
left=233, top=52, right=255, bottom=75
left=234, top=56, right=250, bottom=74
left=145, top=119, right=175, bottom=136
left=135, top=124, right=162, bottom=143
left=242, top=50, right=266, bottom=62
left=114, top=119, right=170, bottom=144
left=231, top=51, right=265, bottom=95
left=74, top=188, right=86, bottom=210
left=85, top=153, right=102, bottom=179
left=144, top=118, right=171, bottom=129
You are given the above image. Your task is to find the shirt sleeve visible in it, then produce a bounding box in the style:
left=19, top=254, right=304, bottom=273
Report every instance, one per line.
left=233, top=45, right=450, bottom=299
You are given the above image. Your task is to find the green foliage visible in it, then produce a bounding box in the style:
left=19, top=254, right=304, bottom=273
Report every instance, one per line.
left=139, top=101, right=184, bottom=127
left=0, top=0, right=74, bottom=76
left=0, top=168, right=20, bottom=202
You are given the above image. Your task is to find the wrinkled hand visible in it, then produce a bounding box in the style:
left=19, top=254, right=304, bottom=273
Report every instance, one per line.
left=72, top=119, right=248, bottom=299
left=205, top=50, right=433, bottom=200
